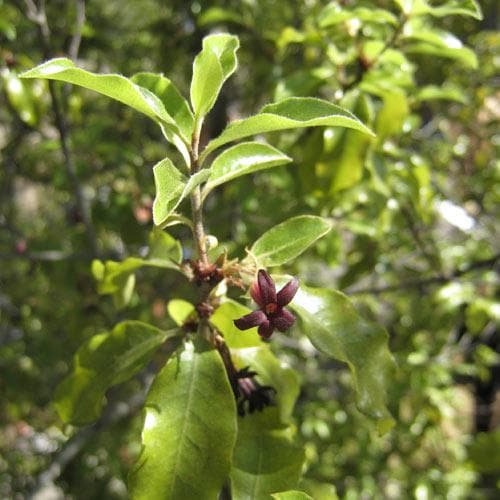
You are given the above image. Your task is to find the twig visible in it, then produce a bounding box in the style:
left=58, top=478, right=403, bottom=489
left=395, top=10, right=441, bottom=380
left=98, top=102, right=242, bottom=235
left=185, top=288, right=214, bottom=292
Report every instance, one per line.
left=22, top=0, right=99, bottom=257
left=347, top=253, right=500, bottom=295
left=28, top=367, right=156, bottom=498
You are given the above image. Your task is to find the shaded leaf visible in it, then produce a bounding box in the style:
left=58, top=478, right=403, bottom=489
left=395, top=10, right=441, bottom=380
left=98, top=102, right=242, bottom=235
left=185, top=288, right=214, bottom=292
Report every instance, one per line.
left=55, top=322, right=180, bottom=425
left=232, top=346, right=300, bottom=423
left=201, top=97, right=374, bottom=163
left=129, top=339, right=237, bottom=500
left=250, top=215, right=332, bottom=267
left=231, top=410, right=305, bottom=500
left=289, top=285, right=395, bottom=431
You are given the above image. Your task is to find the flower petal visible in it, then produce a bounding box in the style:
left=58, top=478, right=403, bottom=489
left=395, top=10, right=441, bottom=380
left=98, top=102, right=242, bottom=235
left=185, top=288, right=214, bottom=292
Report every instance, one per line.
left=250, top=279, right=264, bottom=307
left=258, top=269, right=276, bottom=305
left=272, top=308, right=295, bottom=332
left=277, top=278, right=299, bottom=307
left=257, top=319, right=274, bottom=339
left=234, top=310, right=267, bottom=330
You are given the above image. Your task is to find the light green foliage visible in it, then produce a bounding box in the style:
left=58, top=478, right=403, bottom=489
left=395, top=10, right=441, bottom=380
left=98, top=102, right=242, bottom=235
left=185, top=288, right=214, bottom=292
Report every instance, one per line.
left=272, top=492, right=313, bottom=500
left=91, top=230, right=182, bottom=308
left=203, top=142, right=292, bottom=198
left=21, top=58, right=177, bottom=125
left=250, top=215, right=332, bottom=267
left=152, top=158, right=210, bottom=227
left=55, top=322, right=180, bottom=425
left=190, top=34, right=239, bottom=119
left=167, top=299, right=195, bottom=326
left=290, top=285, right=395, bottom=430
left=201, top=97, right=374, bottom=162
left=210, top=299, right=262, bottom=348
left=129, top=339, right=237, bottom=500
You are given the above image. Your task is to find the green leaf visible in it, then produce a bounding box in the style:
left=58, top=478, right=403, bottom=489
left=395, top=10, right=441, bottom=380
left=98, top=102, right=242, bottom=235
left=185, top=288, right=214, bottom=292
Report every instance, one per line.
left=202, top=142, right=292, bottom=198
left=415, top=84, right=468, bottom=104
left=147, top=229, right=183, bottom=267
left=375, top=89, right=409, bottom=141
left=129, top=339, right=237, bottom=500
left=231, top=411, right=305, bottom=500
left=232, top=346, right=300, bottom=424
left=190, top=34, right=239, bottom=119
left=250, top=215, right=332, bottom=267
left=198, top=7, right=245, bottom=27
left=152, top=157, right=210, bottom=227
left=131, top=72, right=194, bottom=143
left=55, top=322, right=180, bottom=425
left=272, top=492, right=313, bottom=500
left=91, top=230, right=181, bottom=308
left=397, top=0, right=482, bottom=19
left=20, top=58, right=178, bottom=125
left=319, top=4, right=398, bottom=28
left=201, top=97, right=374, bottom=163
left=167, top=299, right=195, bottom=327
left=289, top=285, right=395, bottom=431
left=402, top=23, right=478, bottom=68
left=210, top=300, right=262, bottom=348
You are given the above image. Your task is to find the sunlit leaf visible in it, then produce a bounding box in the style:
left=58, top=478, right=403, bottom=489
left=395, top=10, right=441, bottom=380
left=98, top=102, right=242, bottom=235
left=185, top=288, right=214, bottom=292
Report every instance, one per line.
left=152, top=157, right=210, bottom=227
left=201, top=97, right=374, bottom=163
left=190, top=34, right=239, bottom=119
left=272, top=492, right=313, bottom=500
left=202, top=142, right=291, bottom=198
left=129, top=339, right=237, bottom=500
left=250, top=215, right=332, bottom=267
left=20, top=58, right=177, bottom=125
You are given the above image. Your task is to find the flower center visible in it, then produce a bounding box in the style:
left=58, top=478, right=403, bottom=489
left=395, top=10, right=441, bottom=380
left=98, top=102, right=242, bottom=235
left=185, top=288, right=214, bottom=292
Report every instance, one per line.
left=265, top=303, right=277, bottom=314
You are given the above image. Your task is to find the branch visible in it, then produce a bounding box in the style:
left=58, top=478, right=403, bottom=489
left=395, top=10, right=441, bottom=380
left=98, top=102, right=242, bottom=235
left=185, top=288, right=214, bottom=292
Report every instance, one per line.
left=22, top=0, right=99, bottom=257
left=28, top=369, right=155, bottom=498
left=346, top=253, right=500, bottom=295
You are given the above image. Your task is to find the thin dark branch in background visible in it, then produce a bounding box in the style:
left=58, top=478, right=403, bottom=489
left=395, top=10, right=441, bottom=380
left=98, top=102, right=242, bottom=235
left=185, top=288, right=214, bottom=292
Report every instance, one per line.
left=347, top=252, right=500, bottom=295
left=28, top=369, right=155, bottom=499
left=22, top=0, right=100, bottom=257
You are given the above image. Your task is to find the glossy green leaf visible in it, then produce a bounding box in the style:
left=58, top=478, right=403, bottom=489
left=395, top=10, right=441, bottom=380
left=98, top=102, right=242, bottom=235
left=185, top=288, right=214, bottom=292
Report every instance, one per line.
left=1, top=71, right=38, bottom=126
left=250, top=215, right=332, bottom=267
left=132, top=72, right=194, bottom=143
left=20, top=58, right=178, bottom=125
left=190, top=34, right=239, bottom=118
left=210, top=300, right=262, bottom=348
left=152, top=157, right=210, bottom=227
left=231, top=411, right=305, bottom=500
left=290, top=285, right=395, bottom=430
left=402, top=23, right=478, bottom=68
left=272, top=492, right=313, bottom=500
left=201, top=97, right=375, bottom=163
left=232, top=346, right=300, bottom=423
left=376, top=90, right=409, bottom=141
left=167, top=299, right=195, bottom=327
left=55, top=322, right=180, bottom=425
left=202, top=142, right=292, bottom=198
left=129, top=339, right=237, bottom=500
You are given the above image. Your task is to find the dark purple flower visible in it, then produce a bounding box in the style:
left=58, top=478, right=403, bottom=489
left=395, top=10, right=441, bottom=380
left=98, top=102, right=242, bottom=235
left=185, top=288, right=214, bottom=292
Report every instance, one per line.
left=234, top=270, right=299, bottom=339
left=235, top=366, right=276, bottom=416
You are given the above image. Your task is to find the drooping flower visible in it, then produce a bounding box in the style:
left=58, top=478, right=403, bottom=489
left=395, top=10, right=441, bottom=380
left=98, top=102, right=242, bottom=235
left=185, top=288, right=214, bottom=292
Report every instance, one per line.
left=235, top=366, right=275, bottom=416
left=234, top=270, right=299, bottom=339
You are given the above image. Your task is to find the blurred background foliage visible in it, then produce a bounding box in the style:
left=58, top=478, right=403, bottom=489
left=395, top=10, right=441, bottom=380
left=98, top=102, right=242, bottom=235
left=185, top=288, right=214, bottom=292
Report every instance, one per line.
left=1, top=0, right=499, bottom=498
